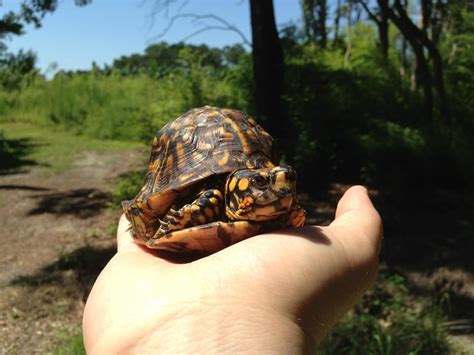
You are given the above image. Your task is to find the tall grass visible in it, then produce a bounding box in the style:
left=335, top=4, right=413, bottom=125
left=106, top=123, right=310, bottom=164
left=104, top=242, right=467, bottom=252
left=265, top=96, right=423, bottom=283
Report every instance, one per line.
left=0, top=65, right=246, bottom=141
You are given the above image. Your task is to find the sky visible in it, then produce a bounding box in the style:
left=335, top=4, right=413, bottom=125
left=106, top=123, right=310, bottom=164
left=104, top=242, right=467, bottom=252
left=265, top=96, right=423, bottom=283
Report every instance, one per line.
left=1, top=0, right=302, bottom=75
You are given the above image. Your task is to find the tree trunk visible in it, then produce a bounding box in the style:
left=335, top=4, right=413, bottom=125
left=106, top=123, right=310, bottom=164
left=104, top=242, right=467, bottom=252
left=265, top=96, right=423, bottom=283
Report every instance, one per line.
left=334, top=0, right=341, bottom=44
left=388, top=0, right=449, bottom=124
left=344, top=0, right=353, bottom=66
left=359, top=0, right=389, bottom=58
left=378, top=0, right=389, bottom=58
left=301, top=0, right=327, bottom=48
left=318, top=0, right=327, bottom=48
left=249, top=0, right=288, bottom=148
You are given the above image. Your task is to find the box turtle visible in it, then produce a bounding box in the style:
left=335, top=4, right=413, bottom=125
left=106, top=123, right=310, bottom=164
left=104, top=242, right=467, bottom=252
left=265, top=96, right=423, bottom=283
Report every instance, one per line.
left=122, top=106, right=305, bottom=253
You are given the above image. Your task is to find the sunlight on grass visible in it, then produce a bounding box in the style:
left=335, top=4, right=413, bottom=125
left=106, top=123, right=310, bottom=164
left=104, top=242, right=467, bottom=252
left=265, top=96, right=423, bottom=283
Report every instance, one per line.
left=0, top=122, right=144, bottom=174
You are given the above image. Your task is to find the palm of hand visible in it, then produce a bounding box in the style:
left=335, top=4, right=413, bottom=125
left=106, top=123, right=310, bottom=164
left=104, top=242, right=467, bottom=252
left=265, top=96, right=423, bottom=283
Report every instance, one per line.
left=83, top=186, right=382, bottom=353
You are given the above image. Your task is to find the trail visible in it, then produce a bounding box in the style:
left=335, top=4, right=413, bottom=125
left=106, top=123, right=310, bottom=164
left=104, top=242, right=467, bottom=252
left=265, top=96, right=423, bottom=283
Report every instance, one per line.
left=0, top=148, right=143, bottom=353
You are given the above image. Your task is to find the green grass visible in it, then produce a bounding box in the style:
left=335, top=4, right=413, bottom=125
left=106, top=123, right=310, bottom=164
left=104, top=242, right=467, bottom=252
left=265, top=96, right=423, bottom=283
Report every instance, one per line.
left=53, top=326, right=85, bottom=355
left=0, top=122, right=143, bottom=174
left=319, top=268, right=453, bottom=354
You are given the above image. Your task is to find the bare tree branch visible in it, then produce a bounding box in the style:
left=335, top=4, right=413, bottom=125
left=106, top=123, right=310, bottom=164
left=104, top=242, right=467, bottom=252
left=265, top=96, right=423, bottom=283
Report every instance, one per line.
left=150, top=13, right=251, bottom=47
left=357, top=0, right=380, bottom=25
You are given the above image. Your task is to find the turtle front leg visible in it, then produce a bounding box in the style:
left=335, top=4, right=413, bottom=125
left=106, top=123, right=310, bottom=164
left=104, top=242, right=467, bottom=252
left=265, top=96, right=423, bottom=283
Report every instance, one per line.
left=149, top=189, right=224, bottom=242
left=271, top=204, right=306, bottom=229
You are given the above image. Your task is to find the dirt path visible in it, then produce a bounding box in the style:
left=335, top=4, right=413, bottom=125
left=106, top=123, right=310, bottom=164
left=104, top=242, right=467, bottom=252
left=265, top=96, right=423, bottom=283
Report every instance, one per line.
left=0, top=148, right=144, bottom=353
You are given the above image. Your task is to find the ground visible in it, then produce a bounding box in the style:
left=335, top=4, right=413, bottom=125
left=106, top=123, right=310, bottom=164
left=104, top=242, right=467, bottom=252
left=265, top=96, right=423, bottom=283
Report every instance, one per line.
left=0, top=123, right=473, bottom=353
left=0, top=123, right=145, bottom=353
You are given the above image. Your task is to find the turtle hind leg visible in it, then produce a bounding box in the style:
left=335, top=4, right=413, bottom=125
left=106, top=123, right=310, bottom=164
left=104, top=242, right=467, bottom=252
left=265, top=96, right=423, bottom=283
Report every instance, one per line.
left=151, top=188, right=224, bottom=240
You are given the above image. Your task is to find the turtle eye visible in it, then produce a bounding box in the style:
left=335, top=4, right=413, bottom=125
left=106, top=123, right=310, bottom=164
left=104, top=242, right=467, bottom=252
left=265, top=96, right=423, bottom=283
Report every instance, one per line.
left=252, top=174, right=269, bottom=189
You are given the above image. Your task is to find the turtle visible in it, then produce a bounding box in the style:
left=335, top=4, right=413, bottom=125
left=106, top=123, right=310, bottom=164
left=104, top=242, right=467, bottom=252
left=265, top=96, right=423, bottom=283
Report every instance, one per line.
left=122, top=106, right=305, bottom=253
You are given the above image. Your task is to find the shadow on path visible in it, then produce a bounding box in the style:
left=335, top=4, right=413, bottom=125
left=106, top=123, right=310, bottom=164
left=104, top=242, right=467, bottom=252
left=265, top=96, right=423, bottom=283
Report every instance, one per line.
left=28, top=188, right=111, bottom=218
left=0, top=136, right=46, bottom=175
left=10, top=245, right=116, bottom=302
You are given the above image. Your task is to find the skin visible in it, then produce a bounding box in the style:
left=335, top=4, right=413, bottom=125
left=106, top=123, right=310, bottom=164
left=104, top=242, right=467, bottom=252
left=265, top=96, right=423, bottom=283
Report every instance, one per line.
left=83, top=185, right=382, bottom=354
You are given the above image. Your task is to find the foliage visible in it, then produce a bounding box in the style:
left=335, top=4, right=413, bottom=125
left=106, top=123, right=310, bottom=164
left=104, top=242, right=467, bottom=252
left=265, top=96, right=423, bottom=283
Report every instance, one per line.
left=319, top=269, right=452, bottom=354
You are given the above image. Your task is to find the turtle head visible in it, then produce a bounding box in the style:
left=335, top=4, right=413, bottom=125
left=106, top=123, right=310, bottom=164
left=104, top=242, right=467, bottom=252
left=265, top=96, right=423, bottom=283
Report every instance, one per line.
left=225, top=166, right=298, bottom=221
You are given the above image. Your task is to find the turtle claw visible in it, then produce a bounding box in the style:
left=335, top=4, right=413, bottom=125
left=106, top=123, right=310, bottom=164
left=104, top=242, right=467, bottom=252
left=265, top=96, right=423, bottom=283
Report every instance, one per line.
left=169, top=208, right=180, bottom=217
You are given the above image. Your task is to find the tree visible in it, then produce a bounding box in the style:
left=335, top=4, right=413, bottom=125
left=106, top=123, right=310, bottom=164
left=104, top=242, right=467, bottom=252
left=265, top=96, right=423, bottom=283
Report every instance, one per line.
left=387, top=0, right=449, bottom=124
left=301, top=0, right=328, bottom=48
left=359, top=0, right=390, bottom=58
left=249, top=0, right=289, bottom=149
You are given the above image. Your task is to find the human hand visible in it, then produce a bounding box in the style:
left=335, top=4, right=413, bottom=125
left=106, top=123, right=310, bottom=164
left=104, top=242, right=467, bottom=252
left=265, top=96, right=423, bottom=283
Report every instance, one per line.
left=83, top=185, right=382, bottom=354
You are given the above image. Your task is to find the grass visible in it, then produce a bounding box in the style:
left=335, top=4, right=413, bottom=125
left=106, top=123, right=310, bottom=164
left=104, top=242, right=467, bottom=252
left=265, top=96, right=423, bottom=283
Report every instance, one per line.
left=0, top=122, right=143, bottom=174
left=53, top=325, right=85, bottom=355
left=319, top=267, right=453, bottom=354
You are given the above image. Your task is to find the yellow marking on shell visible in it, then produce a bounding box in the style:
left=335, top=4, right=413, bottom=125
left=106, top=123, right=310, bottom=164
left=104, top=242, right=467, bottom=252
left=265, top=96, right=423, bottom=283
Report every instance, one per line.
left=191, top=204, right=200, bottom=213
left=182, top=132, right=191, bottom=142
left=221, top=131, right=234, bottom=140
left=152, top=140, right=170, bottom=188
left=248, top=118, right=257, bottom=126
left=207, top=110, right=219, bottom=118
left=217, top=154, right=229, bottom=166
left=198, top=215, right=207, bottom=224
left=204, top=207, right=214, bottom=219
left=175, top=142, right=186, bottom=169
left=172, top=130, right=180, bottom=140
left=221, top=108, right=234, bottom=115
left=245, top=128, right=257, bottom=141
left=224, top=117, right=252, bottom=155
left=147, top=158, right=160, bottom=172
left=265, top=161, right=275, bottom=168
left=179, top=172, right=194, bottom=182
left=166, top=154, right=174, bottom=171
left=193, top=152, right=204, bottom=161
left=152, top=136, right=159, bottom=146
left=228, top=177, right=237, bottom=192
left=238, top=178, right=249, bottom=191
left=160, top=133, right=169, bottom=143
left=209, top=197, right=219, bottom=206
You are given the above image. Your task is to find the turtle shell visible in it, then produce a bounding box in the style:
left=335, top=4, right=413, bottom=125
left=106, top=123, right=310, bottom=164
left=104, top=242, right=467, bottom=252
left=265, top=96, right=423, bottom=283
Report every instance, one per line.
left=127, top=106, right=278, bottom=219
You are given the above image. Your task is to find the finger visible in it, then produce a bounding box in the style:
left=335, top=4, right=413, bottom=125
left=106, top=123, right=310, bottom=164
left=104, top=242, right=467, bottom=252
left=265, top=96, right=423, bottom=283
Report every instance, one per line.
left=116, top=214, right=143, bottom=253
left=330, top=185, right=383, bottom=267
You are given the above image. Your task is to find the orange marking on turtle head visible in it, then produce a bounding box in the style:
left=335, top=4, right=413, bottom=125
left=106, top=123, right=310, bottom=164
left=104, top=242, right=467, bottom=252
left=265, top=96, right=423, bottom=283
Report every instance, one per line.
left=238, top=178, right=249, bottom=191
left=239, top=196, right=254, bottom=208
